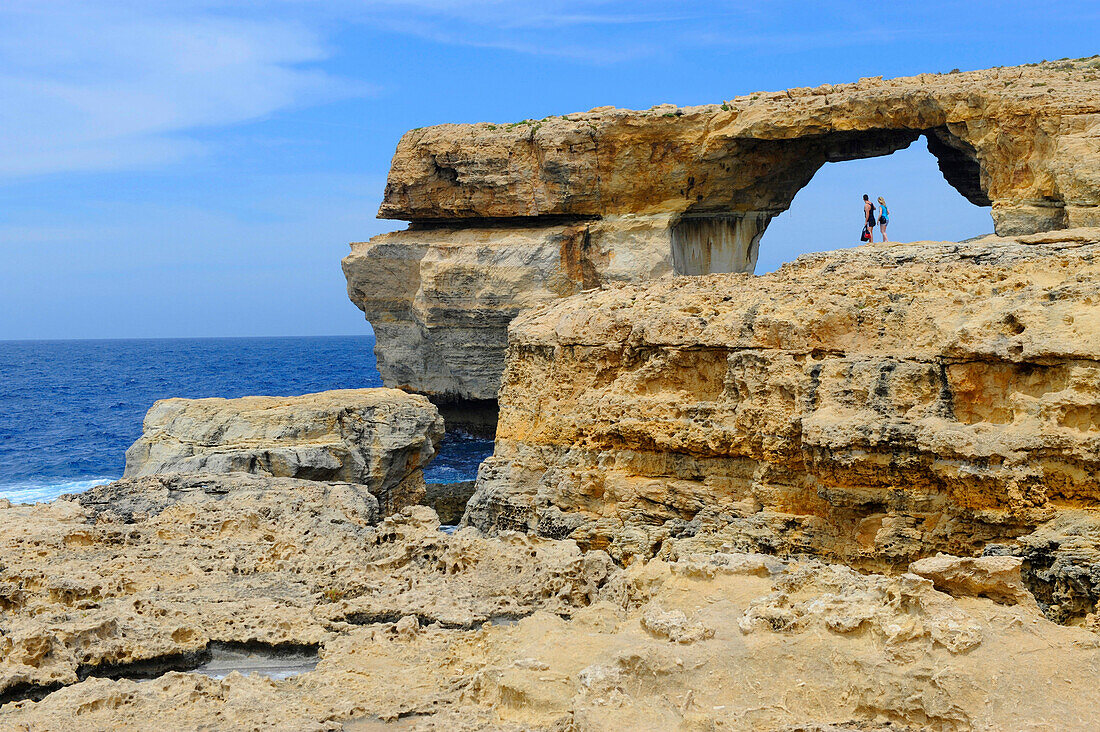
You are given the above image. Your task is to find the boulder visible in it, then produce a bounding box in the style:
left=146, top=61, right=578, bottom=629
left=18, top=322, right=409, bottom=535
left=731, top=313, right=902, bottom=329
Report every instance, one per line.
left=123, top=388, right=444, bottom=514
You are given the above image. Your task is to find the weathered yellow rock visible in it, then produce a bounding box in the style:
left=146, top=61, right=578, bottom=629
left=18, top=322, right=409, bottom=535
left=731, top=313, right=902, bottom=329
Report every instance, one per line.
left=6, top=552, right=1100, bottom=730
left=909, top=553, right=1038, bottom=607
left=348, top=61, right=1100, bottom=406
left=343, top=217, right=675, bottom=401
left=464, top=233, right=1100, bottom=581
left=380, top=61, right=1100, bottom=235
left=0, top=475, right=610, bottom=705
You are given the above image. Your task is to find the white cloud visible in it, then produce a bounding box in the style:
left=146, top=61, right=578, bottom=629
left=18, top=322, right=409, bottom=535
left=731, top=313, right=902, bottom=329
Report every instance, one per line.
left=0, top=1, right=364, bottom=177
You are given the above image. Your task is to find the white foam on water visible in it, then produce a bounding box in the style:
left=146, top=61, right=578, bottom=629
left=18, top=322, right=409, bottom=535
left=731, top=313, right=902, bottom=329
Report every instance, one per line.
left=0, top=477, right=116, bottom=504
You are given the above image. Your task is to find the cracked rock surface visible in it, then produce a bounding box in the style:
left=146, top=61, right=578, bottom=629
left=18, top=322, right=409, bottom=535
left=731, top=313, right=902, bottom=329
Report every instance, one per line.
left=0, top=475, right=608, bottom=708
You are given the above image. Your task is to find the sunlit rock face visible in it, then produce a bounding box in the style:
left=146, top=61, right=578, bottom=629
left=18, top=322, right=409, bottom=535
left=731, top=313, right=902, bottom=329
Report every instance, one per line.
left=378, top=64, right=1100, bottom=232
left=343, top=215, right=675, bottom=403
left=463, top=232, right=1100, bottom=572
left=346, top=60, right=1100, bottom=412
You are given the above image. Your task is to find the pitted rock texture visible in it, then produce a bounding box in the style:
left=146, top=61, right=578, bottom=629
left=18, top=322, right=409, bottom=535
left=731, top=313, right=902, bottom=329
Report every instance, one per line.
left=464, top=233, right=1100, bottom=571
left=347, top=60, right=1100, bottom=405
left=4, top=553, right=1098, bottom=731
left=379, top=60, right=1100, bottom=235
left=0, top=475, right=610, bottom=704
left=990, top=510, right=1100, bottom=623
left=124, top=388, right=444, bottom=514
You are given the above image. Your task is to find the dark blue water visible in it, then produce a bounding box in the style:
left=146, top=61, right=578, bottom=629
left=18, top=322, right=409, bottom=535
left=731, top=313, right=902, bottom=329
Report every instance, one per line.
left=0, top=336, right=492, bottom=503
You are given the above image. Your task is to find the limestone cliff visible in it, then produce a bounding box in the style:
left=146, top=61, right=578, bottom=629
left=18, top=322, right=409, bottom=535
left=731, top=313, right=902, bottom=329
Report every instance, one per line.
left=124, top=388, right=444, bottom=514
left=344, top=217, right=673, bottom=404
left=346, top=59, right=1100, bottom=410
left=464, top=232, right=1100, bottom=588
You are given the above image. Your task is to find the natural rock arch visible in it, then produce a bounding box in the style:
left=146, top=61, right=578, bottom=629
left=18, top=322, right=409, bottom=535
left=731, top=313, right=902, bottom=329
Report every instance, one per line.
left=668, top=127, right=991, bottom=275
left=345, top=61, right=1100, bottom=414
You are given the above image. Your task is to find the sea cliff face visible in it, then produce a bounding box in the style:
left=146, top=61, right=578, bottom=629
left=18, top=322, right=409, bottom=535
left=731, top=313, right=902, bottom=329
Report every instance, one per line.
left=464, top=232, right=1100, bottom=584
left=346, top=59, right=1100, bottom=415
left=343, top=217, right=674, bottom=404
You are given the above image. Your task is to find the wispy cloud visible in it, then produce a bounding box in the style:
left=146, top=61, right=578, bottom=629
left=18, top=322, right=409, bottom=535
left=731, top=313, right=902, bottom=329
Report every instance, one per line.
left=0, top=1, right=366, bottom=177
left=0, top=0, right=1026, bottom=180
left=0, top=0, right=845, bottom=179
left=303, top=0, right=708, bottom=63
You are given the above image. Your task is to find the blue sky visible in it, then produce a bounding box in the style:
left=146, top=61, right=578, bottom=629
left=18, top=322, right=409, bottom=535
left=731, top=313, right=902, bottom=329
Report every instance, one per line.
left=1, top=1, right=1097, bottom=340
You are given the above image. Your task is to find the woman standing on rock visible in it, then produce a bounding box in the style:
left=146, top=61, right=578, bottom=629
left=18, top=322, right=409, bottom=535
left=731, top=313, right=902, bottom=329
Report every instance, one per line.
left=878, top=196, right=890, bottom=241
left=862, top=194, right=876, bottom=242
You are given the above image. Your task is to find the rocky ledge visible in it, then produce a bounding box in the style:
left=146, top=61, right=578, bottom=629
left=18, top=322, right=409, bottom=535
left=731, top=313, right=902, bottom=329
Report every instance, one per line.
left=346, top=60, right=1100, bottom=413
left=3, top=475, right=1100, bottom=730
left=0, top=474, right=608, bottom=710
left=124, top=388, right=444, bottom=514
left=464, top=231, right=1100, bottom=616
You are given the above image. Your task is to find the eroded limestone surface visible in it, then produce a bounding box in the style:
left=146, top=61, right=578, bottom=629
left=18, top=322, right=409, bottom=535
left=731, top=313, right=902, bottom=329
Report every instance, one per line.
left=346, top=59, right=1100, bottom=406
left=464, top=233, right=1100, bottom=592
left=124, top=389, right=443, bottom=514
left=5, top=550, right=1099, bottom=731
left=0, top=475, right=608, bottom=706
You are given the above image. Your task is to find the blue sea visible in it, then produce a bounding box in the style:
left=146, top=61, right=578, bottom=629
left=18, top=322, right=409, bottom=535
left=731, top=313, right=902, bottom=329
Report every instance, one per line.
left=0, top=335, right=493, bottom=504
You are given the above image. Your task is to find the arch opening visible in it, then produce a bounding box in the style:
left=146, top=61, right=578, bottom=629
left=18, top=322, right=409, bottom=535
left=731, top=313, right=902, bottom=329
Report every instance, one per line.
left=668, top=127, right=993, bottom=276
left=753, top=132, right=994, bottom=274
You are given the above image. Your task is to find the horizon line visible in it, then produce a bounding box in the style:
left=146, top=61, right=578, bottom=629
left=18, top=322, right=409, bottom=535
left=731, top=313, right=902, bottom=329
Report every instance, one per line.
left=0, top=333, right=375, bottom=345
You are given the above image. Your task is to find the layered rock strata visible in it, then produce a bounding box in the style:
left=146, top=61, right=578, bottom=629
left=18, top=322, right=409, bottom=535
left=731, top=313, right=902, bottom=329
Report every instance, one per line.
left=5, top=546, right=1100, bottom=730
left=124, top=388, right=444, bottom=514
left=464, top=233, right=1100, bottom=586
left=343, top=216, right=675, bottom=404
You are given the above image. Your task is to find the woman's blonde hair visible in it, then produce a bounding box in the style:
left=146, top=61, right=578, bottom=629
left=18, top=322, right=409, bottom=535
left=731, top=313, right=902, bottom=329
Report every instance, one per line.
left=877, top=196, right=886, bottom=205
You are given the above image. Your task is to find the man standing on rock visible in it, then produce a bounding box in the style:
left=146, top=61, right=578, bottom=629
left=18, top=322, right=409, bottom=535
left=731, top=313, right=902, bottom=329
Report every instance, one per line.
left=862, top=194, right=876, bottom=242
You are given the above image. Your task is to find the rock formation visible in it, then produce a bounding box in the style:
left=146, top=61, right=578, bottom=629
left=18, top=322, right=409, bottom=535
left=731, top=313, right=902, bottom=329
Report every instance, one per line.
left=124, top=389, right=444, bottom=514
left=464, top=232, right=1100, bottom=598
left=8, top=60, right=1100, bottom=731
left=424, top=480, right=477, bottom=525
left=0, top=475, right=609, bottom=707
left=5, top=538, right=1100, bottom=730
left=346, top=59, right=1100, bottom=412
